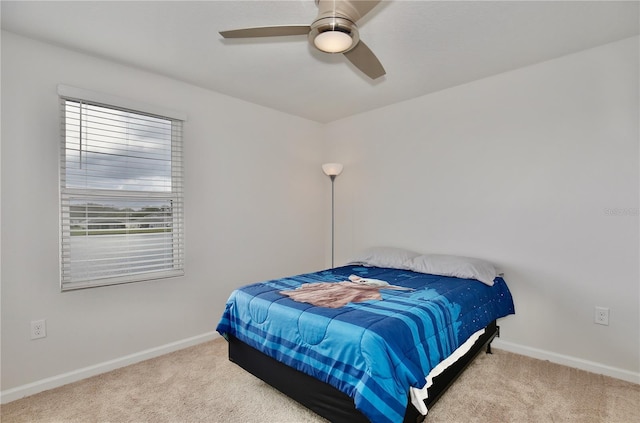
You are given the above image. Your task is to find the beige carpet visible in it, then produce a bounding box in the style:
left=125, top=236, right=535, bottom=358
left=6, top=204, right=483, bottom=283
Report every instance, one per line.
left=2, top=338, right=639, bottom=423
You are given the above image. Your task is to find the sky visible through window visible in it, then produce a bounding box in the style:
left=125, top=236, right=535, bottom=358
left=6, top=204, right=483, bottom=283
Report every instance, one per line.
left=65, top=101, right=173, bottom=194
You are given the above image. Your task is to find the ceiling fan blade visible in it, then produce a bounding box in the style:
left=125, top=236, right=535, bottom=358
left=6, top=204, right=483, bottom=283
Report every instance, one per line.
left=345, top=0, right=382, bottom=22
left=220, top=25, right=311, bottom=39
left=343, top=40, right=385, bottom=80
left=318, top=0, right=382, bottom=22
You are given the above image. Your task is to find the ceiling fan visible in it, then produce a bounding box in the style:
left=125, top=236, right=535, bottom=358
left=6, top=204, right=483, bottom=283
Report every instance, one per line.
left=219, top=0, right=385, bottom=80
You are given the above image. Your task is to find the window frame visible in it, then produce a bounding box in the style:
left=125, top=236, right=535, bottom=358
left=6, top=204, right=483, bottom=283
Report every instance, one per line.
left=58, top=85, right=186, bottom=291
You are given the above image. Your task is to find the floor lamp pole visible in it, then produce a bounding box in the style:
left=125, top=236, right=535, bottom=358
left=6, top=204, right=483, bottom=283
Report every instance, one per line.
left=330, top=174, right=336, bottom=268
left=321, top=163, right=343, bottom=269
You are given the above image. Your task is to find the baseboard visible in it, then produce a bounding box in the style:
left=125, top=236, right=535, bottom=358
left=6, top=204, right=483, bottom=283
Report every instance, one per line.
left=4, top=334, right=636, bottom=405
left=492, top=339, right=640, bottom=384
left=0, top=331, right=219, bottom=404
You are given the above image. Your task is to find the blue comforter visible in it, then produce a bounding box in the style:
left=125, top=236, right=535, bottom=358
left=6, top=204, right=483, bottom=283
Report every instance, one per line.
left=216, top=265, right=515, bottom=423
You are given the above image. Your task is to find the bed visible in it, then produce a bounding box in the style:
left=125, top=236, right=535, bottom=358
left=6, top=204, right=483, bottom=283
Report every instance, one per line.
left=216, top=250, right=515, bottom=423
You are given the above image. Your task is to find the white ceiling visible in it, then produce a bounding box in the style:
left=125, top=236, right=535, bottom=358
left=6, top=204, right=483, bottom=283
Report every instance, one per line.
left=2, top=1, right=638, bottom=123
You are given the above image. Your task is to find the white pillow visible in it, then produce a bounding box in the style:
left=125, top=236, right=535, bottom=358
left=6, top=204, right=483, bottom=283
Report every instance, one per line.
left=408, top=254, right=497, bottom=286
left=346, top=246, right=420, bottom=270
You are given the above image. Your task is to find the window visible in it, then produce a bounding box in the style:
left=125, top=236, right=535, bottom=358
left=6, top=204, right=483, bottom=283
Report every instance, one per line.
left=59, top=85, right=185, bottom=290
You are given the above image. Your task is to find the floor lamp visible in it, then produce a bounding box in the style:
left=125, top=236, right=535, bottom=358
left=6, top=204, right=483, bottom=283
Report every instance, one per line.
left=322, top=163, right=343, bottom=268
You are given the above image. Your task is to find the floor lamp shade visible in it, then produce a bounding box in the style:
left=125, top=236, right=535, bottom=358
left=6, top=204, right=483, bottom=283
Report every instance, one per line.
left=322, top=163, right=343, bottom=268
left=322, top=163, right=343, bottom=177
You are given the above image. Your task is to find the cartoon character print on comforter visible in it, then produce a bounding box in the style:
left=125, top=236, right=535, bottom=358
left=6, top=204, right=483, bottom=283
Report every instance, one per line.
left=216, top=265, right=515, bottom=423
left=279, top=274, right=412, bottom=308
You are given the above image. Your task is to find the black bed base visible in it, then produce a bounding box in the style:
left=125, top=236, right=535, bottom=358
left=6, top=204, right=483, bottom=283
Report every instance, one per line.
left=228, top=320, right=499, bottom=423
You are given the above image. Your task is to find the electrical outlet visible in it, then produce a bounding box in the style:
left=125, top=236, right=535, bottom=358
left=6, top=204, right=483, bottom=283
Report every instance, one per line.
left=594, top=307, right=609, bottom=326
left=31, top=319, right=47, bottom=339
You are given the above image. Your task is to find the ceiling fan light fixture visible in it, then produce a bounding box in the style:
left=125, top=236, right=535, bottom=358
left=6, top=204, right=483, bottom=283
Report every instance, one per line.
left=314, top=30, right=353, bottom=53
left=309, top=16, right=359, bottom=54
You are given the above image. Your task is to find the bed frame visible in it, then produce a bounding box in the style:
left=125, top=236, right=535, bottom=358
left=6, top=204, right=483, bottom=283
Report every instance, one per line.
left=228, top=320, right=499, bottom=423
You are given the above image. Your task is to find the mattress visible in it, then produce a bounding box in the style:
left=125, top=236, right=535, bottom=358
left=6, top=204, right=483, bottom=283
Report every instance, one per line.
left=216, top=265, right=515, bottom=423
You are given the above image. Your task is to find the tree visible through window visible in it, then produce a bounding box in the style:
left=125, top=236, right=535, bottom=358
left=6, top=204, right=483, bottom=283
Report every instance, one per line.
left=60, top=95, right=184, bottom=290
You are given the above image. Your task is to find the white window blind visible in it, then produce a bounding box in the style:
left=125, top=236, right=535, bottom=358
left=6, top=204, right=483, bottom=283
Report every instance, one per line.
left=60, top=92, right=184, bottom=290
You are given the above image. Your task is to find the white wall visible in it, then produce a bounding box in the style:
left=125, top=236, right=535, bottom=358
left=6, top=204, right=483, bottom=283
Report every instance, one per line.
left=325, top=36, right=639, bottom=379
left=1, top=31, right=326, bottom=393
